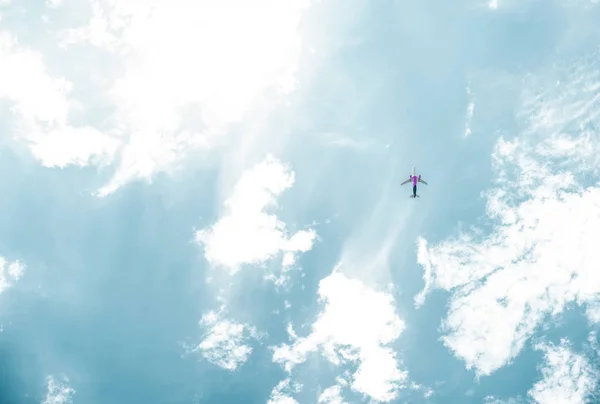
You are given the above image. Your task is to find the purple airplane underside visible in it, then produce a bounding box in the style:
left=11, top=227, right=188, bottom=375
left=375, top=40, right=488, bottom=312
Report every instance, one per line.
left=400, top=166, right=428, bottom=198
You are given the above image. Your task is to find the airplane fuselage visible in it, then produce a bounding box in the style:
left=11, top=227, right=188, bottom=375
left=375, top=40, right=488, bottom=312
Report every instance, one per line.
left=402, top=165, right=426, bottom=198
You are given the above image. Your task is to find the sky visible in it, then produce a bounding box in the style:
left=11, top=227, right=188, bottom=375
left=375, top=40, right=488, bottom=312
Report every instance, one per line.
left=0, top=0, right=600, bottom=403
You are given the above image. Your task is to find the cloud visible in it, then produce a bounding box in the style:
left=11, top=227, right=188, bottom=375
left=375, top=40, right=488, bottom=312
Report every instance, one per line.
left=28, top=125, right=120, bottom=169
left=193, top=155, right=315, bottom=373
left=185, top=309, right=260, bottom=371
left=333, top=166, right=411, bottom=287
left=0, top=32, right=70, bottom=125
left=483, top=397, right=524, bottom=404
left=272, top=269, right=407, bottom=403
left=0, top=31, right=120, bottom=169
left=527, top=339, right=597, bottom=404
left=267, top=379, right=302, bottom=404
left=41, top=375, right=75, bottom=404
left=464, top=85, right=474, bottom=137
left=585, top=303, right=600, bottom=324
left=56, top=0, right=312, bottom=196
left=414, top=51, right=600, bottom=376
left=0, top=257, right=25, bottom=295
left=1, top=0, right=313, bottom=195
left=196, top=155, right=316, bottom=278
left=321, top=131, right=375, bottom=150
left=46, top=0, right=64, bottom=8
left=318, top=385, right=346, bottom=404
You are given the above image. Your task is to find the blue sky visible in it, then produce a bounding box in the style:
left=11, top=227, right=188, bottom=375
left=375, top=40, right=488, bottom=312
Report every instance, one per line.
left=1, top=0, right=600, bottom=403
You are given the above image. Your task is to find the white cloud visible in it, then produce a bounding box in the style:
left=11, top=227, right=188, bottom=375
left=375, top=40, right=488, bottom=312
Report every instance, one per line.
left=269, top=396, right=298, bottom=404
left=196, top=155, right=316, bottom=277
left=0, top=32, right=69, bottom=124
left=28, top=125, right=120, bottom=168
left=185, top=309, right=259, bottom=371
left=0, top=31, right=120, bottom=169
left=423, top=387, right=434, bottom=399
left=528, top=339, right=597, bottom=404
left=6, top=259, right=24, bottom=280
left=0, top=257, right=25, bottom=295
left=482, top=397, right=525, bottom=404
left=46, top=0, right=64, bottom=8
left=322, top=132, right=375, bottom=150
left=41, top=375, right=75, bottom=404
left=58, top=1, right=120, bottom=50
left=414, top=52, right=600, bottom=376
left=318, top=385, right=346, bottom=404
left=585, top=303, right=600, bottom=324
left=272, top=269, right=407, bottom=403
left=58, top=0, right=312, bottom=196
left=464, top=86, right=474, bottom=137
left=267, top=379, right=302, bottom=404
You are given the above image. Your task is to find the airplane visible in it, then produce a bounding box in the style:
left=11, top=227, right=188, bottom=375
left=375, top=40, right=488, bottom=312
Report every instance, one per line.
left=401, top=166, right=428, bottom=198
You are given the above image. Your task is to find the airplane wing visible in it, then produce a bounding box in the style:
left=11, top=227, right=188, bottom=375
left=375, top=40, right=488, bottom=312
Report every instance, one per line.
left=400, top=178, right=411, bottom=185
left=418, top=178, right=428, bottom=185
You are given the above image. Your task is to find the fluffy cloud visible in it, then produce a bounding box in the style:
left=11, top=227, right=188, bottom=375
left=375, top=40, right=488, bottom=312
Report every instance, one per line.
left=28, top=125, right=120, bottom=169
left=485, top=338, right=600, bottom=403
left=0, top=31, right=120, bottom=169
left=0, top=0, right=312, bottom=195
left=318, top=385, right=346, bottom=404
left=528, top=339, right=597, bottom=404
left=185, top=309, right=260, bottom=371
left=0, top=32, right=69, bottom=125
left=267, top=379, right=301, bottom=404
left=57, top=0, right=312, bottom=196
left=41, top=375, right=75, bottom=404
left=272, top=269, right=407, bottom=403
left=196, top=155, right=316, bottom=277
left=414, top=52, right=600, bottom=376
left=0, top=257, right=25, bottom=295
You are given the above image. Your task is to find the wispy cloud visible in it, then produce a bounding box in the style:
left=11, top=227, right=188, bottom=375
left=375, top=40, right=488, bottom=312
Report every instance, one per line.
left=184, top=309, right=261, bottom=371
left=464, top=85, right=474, bottom=137
left=334, top=167, right=411, bottom=287
left=414, top=51, right=600, bottom=376
left=46, top=0, right=64, bottom=8
left=483, top=396, right=524, bottom=404
left=321, top=131, right=377, bottom=150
